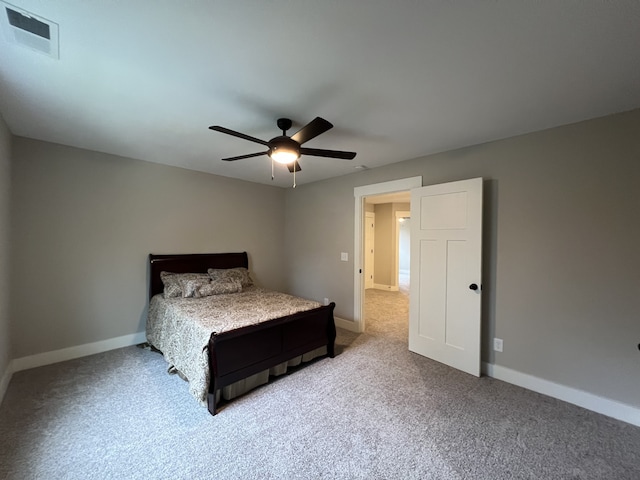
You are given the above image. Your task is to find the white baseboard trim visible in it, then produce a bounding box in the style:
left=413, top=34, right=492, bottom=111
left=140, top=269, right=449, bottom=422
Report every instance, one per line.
left=334, top=316, right=362, bottom=333
left=483, top=362, right=640, bottom=427
left=12, top=331, right=147, bottom=373
left=0, top=360, right=14, bottom=405
left=373, top=283, right=399, bottom=292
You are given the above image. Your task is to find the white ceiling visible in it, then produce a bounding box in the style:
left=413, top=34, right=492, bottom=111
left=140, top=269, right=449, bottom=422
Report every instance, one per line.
left=1, top=1, right=639, bottom=188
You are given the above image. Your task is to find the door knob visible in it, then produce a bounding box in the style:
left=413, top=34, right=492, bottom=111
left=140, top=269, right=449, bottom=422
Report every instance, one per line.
left=469, top=283, right=479, bottom=291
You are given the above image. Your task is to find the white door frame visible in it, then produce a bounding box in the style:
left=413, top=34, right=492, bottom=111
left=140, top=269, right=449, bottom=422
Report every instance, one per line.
left=354, top=177, right=422, bottom=332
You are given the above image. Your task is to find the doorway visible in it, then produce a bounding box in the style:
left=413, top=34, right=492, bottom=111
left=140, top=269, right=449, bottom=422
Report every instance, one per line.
left=362, top=193, right=411, bottom=341
left=353, top=177, right=422, bottom=333
left=354, top=176, right=483, bottom=377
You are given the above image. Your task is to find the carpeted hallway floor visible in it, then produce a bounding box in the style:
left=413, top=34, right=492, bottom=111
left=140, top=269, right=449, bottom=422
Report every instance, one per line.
left=364, top=287, right=409, bottom=342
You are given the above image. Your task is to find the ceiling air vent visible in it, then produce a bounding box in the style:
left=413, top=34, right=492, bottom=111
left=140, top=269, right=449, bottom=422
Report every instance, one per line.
left=0, top=1, right=59, bottom=59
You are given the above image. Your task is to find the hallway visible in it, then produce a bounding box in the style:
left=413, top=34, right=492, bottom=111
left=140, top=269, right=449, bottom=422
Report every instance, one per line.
left=364, top=288, right=409, bottom=343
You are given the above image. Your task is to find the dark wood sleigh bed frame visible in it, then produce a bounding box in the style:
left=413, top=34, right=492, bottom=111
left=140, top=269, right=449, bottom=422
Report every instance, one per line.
left=148, top=252, right=336, bottom=415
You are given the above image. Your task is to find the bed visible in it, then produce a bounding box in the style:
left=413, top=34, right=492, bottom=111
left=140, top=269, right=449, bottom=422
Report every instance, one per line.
left=146, top=252, right=336, bottom=415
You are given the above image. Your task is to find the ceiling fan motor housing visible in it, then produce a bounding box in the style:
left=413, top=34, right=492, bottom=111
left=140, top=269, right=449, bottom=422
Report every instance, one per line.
left=276, top=118, right=293, bottom=133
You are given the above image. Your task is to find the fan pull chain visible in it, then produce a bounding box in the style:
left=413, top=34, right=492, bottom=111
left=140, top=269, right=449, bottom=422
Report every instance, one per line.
left=271, top=158, right=274, bottom=180
left=293, top=165, right=296, bottom=188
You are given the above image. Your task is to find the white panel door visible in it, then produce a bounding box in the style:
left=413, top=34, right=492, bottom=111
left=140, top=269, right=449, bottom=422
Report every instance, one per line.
left=364, top=212, right=375, bottom=289
left=409, top=178, right=483, bottom=376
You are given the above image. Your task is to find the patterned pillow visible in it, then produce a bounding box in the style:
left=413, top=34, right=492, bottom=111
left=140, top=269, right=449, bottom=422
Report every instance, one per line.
left=179, top=277, right=242, bottom=298
left=198, top=278, right=243, bottom=297
left=160, top=272, right=210, bottom=298
left=178, top=277, right=209, bottom=298
left=208, top=267, right=254, bottom=288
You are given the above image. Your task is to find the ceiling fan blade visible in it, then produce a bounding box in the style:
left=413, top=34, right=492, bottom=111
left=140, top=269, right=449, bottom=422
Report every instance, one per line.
left=287, top=161, right=302, bottom=173
left=222, top=151, right=268, bottom=162
left=291, top=117, right=333, bottom=145
left=209, top=126, right=270, bottom=146
left=300, top=147, right=356, bottom=160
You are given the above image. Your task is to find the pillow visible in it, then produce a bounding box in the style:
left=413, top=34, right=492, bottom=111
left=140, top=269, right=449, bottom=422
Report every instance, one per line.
left=160, top=272, right=210, bottom=298
left=197, top=278, right=243, bottom=297
left=179, top=276, right=243, bottom=298
left=178, top=276, right=211, bottom=298
left=208, top=267, right=253, bottom=288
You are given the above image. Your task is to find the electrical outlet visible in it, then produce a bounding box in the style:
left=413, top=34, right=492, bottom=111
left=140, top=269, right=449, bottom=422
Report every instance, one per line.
left=493, top=338, right=503, bottom=352
left=340, top=252, right=348, bottom=261
left=323, top=297, right=330, bottom=306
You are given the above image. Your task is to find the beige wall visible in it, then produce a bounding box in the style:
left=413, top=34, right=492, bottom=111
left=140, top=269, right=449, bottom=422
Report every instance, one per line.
left=371, top=202, right=410, bottom=287
left=10, top=138, right=286, bottom=358
left=373, top=203, right=393, bottom=286
left=284, top=108, right=640, bottom=408
left=0, top=114, right=11, bottom=381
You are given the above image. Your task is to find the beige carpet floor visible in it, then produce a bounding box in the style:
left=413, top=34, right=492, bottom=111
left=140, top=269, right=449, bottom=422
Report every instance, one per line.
left=364, top=287, right=409, bottom=343
left=2, top=285, right=640, bottom=479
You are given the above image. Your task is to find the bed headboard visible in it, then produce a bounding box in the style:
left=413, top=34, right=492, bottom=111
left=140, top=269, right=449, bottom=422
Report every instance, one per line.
left=148, top=252, right=249, bottom=299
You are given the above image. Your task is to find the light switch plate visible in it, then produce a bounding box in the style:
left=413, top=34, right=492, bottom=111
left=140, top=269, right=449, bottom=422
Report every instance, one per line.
left=340, top=252, right=348, bottom=261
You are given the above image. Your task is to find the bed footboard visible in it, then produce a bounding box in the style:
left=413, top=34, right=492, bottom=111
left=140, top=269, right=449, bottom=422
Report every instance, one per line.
left=207, top=302, right=336, bottom=415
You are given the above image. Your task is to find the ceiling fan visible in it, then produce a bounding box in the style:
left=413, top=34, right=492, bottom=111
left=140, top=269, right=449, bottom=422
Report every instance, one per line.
left=208, top=117, right=357, bottom=183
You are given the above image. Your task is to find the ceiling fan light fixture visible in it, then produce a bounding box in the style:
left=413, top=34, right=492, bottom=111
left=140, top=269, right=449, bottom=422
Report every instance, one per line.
left=270, top=147, right=299, bottom=165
